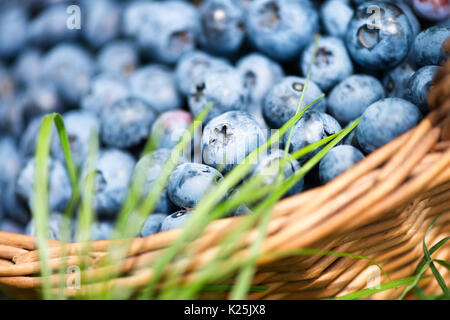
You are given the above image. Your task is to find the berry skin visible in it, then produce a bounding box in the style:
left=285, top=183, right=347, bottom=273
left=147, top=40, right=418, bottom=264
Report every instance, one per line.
left=345, top=1, right=414, bottom=70
left=168, top=163, right=224, bottom=209
left=81, top=73, right=130, bottom=116
left=28, top=4, right=79, bottom=48
left=25, top=212, right=66, bottom=241
left=0, top=219, right=25, bottom=234
left=150, top=110, right=193, bottom=150
left=320, top=0, right=354, bottom=38
left=20, top=116, right=44, bottom=157
left=100, top=97, right=156, bottom=149
left=202, top=111, right=267, bottom=173
left=411, top=26, right=450, bottom=67
left=141, top=213, right=168, bottom=237
left=81, top=0, right=121, bottom=49
left=0, top=92, right=26, bottom=138
left=286, top=111, right=342, bottom=164
left=328, top=75, right=385, bottom=126
left=262, top=76, right=326, bottom=129
left=175, top=50, right=231, bottom=97
left=74, top=221, right=115, bottom=241
left=129, top=65, right=182, bottom=114
left=0, top=5, right=28, bottom=58
left=300, top=36, right=354, bottom=92
left=382, top=62, right=416, bottom=98
left=411, top=0, right=450, bottom=21
left=23, top=82, right=63, bottom=120
left=319, top=145, right=365, bottom=184
left=188, top=67, right=249, bottom=124
left=199, top=0, right=246, bottom=55
left=246, top=0, right=319, bottom=61
left=137, top=1, right=200, bottom=64
left=13, top=49, right=43, bottom=87
left=85, top=149, right=136, bottom=219
left=236, top=53, right=284, bottom=104
left=51, top=111, right=100, bottom=168
left=133, top=149, right=185, bottom=215
left=253, top=148, right=304, bottom=196
left=16, top=158, right=72, bottom=213
left=356, top=98, right=422, bottom=154
left=160, top=210, right=193, bottom=232
left=406, top=65, right=439, bottom=114
left=122, top=1, right=156, bottom=37
left=97, top=41, right=139, bottom=79
left=42, top=43, right=94, bottom=106
left=0, top=137, right=28, bottom=224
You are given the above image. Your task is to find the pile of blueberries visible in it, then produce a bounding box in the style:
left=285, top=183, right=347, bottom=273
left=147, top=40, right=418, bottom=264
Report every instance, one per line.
left=0, top=0, right=448, bottom=241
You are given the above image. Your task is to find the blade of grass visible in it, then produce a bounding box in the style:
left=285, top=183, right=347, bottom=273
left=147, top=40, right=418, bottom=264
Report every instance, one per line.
left=33, top=114, right=55, bottom=300
left=144, top=95, right=325, bottom=299
left=328, top=275, right=430, bottom=300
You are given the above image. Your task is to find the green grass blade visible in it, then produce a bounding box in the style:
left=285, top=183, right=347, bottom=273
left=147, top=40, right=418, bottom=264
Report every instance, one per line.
left=33, top=114, right=55, bottom=300
left=329, top=275, right=429, bottom=300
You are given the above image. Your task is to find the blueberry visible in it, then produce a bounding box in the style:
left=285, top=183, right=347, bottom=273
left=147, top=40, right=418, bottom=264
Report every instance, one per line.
left=345, top=1, right=414, bottom=70
left=0, top=92, right=26, bottom=138
left=382, top=62, right=415, bottom=98
left=122, top=1, right=157, bottom=37
left=13, top=49, right=43, bottom=87
left=168, top=163, right=224, bottom=208
left=137, top=1, right=199, bottom=64
left=42, top=43, right=94, bottom=105
left=23, top=82, right=63, bottom=120
left=150, top=110, right=193, bottom=150
left=236, top=53, right=284, bottom=104
left=84, top=149, right=136, bottom=219
left=16, top=158, right=73, bottom=212
left=286, top=111, right=342, bottom=164
left=188, top=67, right=249, bottom=123
left=262, top=76, right=326, bottom=129
left=52, top=110, right=100, bottom=168
left=0, top=5, right=28, bottom=58
left=406, top=65, right=439, bottom=114
left=100, top=97, right=156, bottom=149
left=319, top=145, right=365, bottom=184
left=253, top=148, right=304, bottom=196
left=175, top=50, right=231, bottom=97
left=247, top=102, right=270, bottom=130
left=141, top=213, right=168, bottom=237
left=28, top=4, right=79, bottom=48
left=0, top=62, right=15, bottom=97
left=411, top=26, right=450, bottom=67
left=320, top=0, right=354, bottom=38
left=129, top=65, right=182, bottom=114
left=160, top=210, right=192, bottom=232
left=356, top=98, right=422, bottom=154
left=19, top=116, right=45, bottom=157
left=0, top=137, right=28, bottom=224
left=78, top=221, right=115, bottom=241
left=0, top=219, right=25, bottom=234
left=199, top=0, right=246, bottom=55
left=97, top=41, right=139, bottom=78
left=25, top=212, right=66, bottom=241
left=390, top=0, right=421, bottom=38
left=81, top=73, right=130, bottom=116
left=300, top=36, right=354, bottom=92
left=81, top=0, right=121, bottom=48
left=328, top=74, right=385, bottom=126
left=411, top=0, right=450, bottom=21
left=133, top=149, right=184, bottom=215
left=246, top=0, right=319, bottom=61
left=202, top=111, right=267, bottom=173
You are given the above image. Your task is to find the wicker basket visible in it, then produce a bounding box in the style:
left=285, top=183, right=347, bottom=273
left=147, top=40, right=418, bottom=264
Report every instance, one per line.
left=1, top=53, right=450, bottom=300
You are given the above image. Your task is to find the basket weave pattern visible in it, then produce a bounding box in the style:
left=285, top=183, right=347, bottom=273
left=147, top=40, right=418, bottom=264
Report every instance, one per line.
left=1, top=55, right=450, bottom=300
